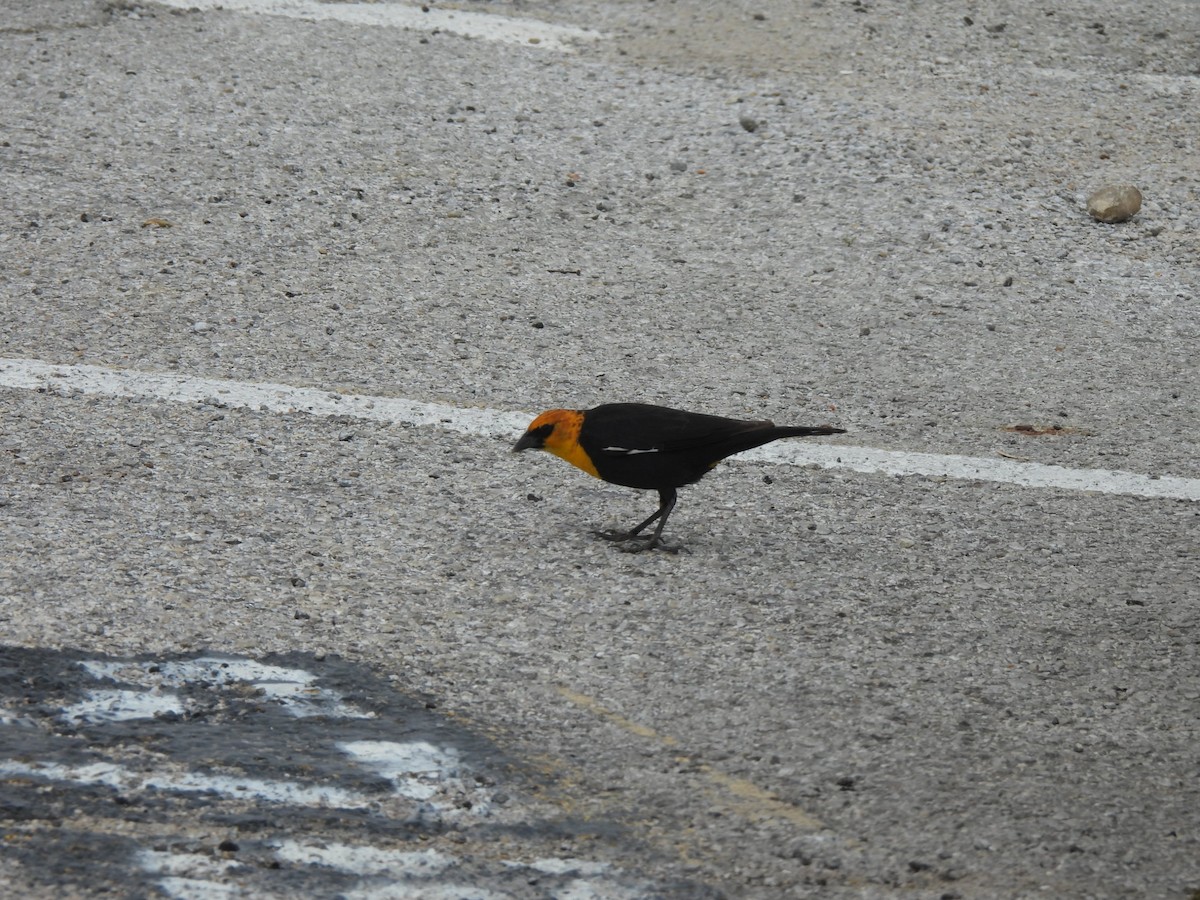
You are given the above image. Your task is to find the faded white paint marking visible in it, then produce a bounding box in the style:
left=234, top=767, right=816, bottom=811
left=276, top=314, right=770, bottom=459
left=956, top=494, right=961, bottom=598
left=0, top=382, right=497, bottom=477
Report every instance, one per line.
left=154, top=878, right=243, bottom=900
left=0, top=759, right=371, bottom=808
left=554, top=882, right=644, bottom=900
left=60, top=689, right=184, bottom=724
left=502, top=858, right=643, bottom=900
left=79, top=657, right=374, bottom=719
left=154, top=0, right=605, bottom=53
left=338, top=739, right=462, bottom=802
left=252, top=679, right=375, bottom=719
left=341, top=884, right=512, bottom=900
left=522, top=858, right=613, bottom=877
left=139, top=849, right=247, bottom=900
left=1, top=708, right=37, bottom=727
left=274, top=840, right=452, bottom=877
left=2, top=356, right=1197, bottom=501
left=139, top=849, right=243, bottom=879
left=1031, top=66, right=1200, bottom=93
left=342, top=884, right=512, bottom=900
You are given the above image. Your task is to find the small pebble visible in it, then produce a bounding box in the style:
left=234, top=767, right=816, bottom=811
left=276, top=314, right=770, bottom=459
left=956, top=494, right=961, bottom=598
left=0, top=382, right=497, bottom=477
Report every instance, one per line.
left=1087, top=184, right=1142, bottom=223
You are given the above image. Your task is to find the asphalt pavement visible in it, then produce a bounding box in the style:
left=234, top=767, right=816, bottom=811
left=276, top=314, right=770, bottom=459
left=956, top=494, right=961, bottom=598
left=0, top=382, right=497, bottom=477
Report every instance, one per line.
left=1, top=1, right=1198, bottom=897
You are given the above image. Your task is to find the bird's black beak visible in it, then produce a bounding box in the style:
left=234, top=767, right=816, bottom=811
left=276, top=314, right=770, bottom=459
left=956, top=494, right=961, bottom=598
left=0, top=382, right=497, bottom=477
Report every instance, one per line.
left=513, top=423, right=552, bottom=453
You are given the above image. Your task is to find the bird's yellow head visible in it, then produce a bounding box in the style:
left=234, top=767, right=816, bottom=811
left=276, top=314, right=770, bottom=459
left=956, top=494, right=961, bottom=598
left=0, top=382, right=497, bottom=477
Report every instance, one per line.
left=513, top=408, right=599, bottom=479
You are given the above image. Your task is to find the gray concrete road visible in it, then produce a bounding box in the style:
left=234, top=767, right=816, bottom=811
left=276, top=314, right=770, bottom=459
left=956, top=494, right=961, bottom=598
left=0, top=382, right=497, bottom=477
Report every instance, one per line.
left=2, top=0, right=1198, bottom=897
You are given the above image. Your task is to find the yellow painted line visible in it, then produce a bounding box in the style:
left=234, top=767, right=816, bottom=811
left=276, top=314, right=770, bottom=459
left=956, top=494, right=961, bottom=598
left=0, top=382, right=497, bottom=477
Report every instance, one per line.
left=555, top=686, right=825, bottom=832
left=556, top=687, right=677, bottom=745
left=699, top=766, right=824, bottom=831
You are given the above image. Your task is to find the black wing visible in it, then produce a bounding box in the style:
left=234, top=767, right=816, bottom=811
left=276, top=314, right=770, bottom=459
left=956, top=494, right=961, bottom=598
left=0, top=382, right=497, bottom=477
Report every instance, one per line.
left=577, top=403, right=787, bottom=489
left=581, top=403, right=771, bottom=453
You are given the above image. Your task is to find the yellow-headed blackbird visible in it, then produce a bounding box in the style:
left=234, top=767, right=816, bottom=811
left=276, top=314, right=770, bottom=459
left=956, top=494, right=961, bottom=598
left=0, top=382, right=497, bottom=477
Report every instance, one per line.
left=513, top=402, right=845, bottom=551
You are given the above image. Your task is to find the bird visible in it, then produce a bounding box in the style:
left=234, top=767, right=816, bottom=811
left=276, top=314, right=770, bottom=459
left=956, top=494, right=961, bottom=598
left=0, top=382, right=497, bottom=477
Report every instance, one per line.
left=513, top=402, right=846, bottom=551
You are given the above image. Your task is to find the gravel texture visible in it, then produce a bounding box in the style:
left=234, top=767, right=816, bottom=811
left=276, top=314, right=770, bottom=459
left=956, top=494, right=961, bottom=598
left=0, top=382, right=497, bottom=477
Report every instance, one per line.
left=2, top=0, right=1199, bottom=897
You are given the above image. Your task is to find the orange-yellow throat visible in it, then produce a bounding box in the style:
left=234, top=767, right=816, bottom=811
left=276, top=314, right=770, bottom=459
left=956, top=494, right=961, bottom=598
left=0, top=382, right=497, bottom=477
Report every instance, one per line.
left=528, top=409, right=600, bottom=479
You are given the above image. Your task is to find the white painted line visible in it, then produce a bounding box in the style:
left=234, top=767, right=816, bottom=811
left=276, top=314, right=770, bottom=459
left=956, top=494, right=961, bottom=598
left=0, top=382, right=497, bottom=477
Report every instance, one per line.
left=0, top=356, right=529, bottom=439
left=743, top=442, right=1200, bottom=502
left=153, top=0, right=605, bottom=53
left=2, top=356, right=1197, bottom=502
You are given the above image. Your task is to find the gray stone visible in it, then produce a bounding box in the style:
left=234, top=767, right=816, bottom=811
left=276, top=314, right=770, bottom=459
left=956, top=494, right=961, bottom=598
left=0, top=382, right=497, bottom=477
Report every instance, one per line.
left=1087, top=184, right=1142, bottom=223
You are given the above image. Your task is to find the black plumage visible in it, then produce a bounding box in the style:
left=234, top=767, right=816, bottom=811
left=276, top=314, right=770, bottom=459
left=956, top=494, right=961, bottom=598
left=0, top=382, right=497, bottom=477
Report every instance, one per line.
left=514, top=402, right=845, bottom=551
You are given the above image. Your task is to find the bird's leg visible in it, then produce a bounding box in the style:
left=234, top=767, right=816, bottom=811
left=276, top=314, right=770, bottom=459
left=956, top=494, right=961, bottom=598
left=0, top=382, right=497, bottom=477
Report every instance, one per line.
left=596, top=506, right=664, bottom=542
left=596, top=489, right=681, bottom=552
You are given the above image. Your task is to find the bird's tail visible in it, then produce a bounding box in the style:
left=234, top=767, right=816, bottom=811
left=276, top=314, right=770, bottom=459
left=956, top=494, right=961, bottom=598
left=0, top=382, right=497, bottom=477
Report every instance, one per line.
left=718, top=422, right=845, bottom=459
left=771, top=425, right=846, bottom=438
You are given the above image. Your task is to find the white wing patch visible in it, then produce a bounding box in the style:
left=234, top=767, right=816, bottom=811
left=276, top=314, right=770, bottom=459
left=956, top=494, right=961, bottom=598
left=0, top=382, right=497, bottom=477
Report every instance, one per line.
left=602, top=446, right=660, bottom=455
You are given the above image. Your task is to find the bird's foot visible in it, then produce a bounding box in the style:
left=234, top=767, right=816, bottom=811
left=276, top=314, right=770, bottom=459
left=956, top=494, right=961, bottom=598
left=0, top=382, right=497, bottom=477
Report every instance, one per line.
left=620, top=537, right=684, bottom=554
left=593, top=531, right=683, bottom=554
left=593, top=528, right=637, bottom=543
